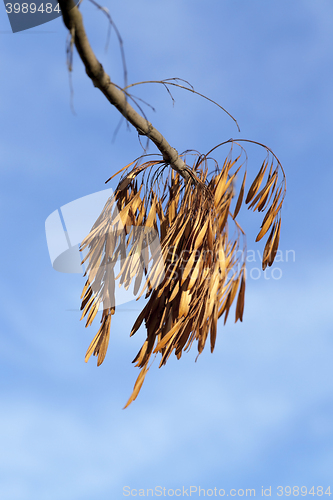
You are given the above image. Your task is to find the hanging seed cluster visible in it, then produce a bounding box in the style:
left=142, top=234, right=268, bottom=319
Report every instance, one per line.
left=79, top=149, right=286, bottom=407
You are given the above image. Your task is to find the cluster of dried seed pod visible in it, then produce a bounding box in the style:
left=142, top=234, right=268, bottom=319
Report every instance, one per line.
left=79, top=144, right=286, bottom=407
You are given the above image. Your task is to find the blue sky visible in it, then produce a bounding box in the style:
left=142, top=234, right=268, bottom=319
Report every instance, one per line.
left=1, top=0, right=333, bottom=498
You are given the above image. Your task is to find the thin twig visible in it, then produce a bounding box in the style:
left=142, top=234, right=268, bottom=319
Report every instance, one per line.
left=123, top=79, right=240, bottom=132
left=58, top=0, right=192, bottom=182
left=88, top=0, right=128, bottom=89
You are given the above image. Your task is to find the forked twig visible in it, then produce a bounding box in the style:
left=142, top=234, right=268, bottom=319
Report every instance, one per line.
left=123, top=78, right=240, bottom=132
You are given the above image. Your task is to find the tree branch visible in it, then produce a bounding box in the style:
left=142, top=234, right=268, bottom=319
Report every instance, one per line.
left=58, top=0, right=191, bottom=181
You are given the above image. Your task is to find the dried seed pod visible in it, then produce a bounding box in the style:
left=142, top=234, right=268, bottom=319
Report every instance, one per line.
left=79, top=147, right=286, bottom=407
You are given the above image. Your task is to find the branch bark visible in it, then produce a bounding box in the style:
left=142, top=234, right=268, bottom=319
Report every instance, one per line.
left=58, top=0, right=191, bottom=181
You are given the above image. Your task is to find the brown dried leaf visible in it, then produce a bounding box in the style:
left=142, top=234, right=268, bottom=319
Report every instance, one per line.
left=85, top=296, right=101, bottom=327
left=80, top=286, right=93, bottom=311
left=80, top=292, right=96, bottom=320
left=262, top=221, right=276, bottom=270
left=257, top=174, right=278, bottom=212
left=255, top=211, right=276, bottom=242
left=123, top=364, right=149, bottom=409
left=235, top=272, right=245, bottom=322
left=169, top=280, right=180, bottom=301
left=132, top=340, right=148, bottom=367
left=267, top=218, right=281, bottom=267
left=218, top=200, right=230, bottom=233
left=245, top=160, right=268, bottom=204
left=248, top=171, right=278, bottom=211
left=188, top=253, right=203, bottom=290
left=105, top=160, right=137, bottom=184
left=233, top=170, right=247, bottom=219
left=85, top=314, right=111, bottom=364
left=207, top=217, right=214, bottom=250
left=145, top=196, right=157, bottom=228
left=130, top=301, right=151, bottom=337
left=154, top=318, right=183, bottom=353
left=179, top=289, right=191, bottom=317
left=210, top=303, right=218, bottom=353
left=194, top=218, right=209, bottom=250
left=214, top=167, right=230, bottom=208
left=133, top=257, right=144, bottom=295
left=181, top=250, right=197, bottom=285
